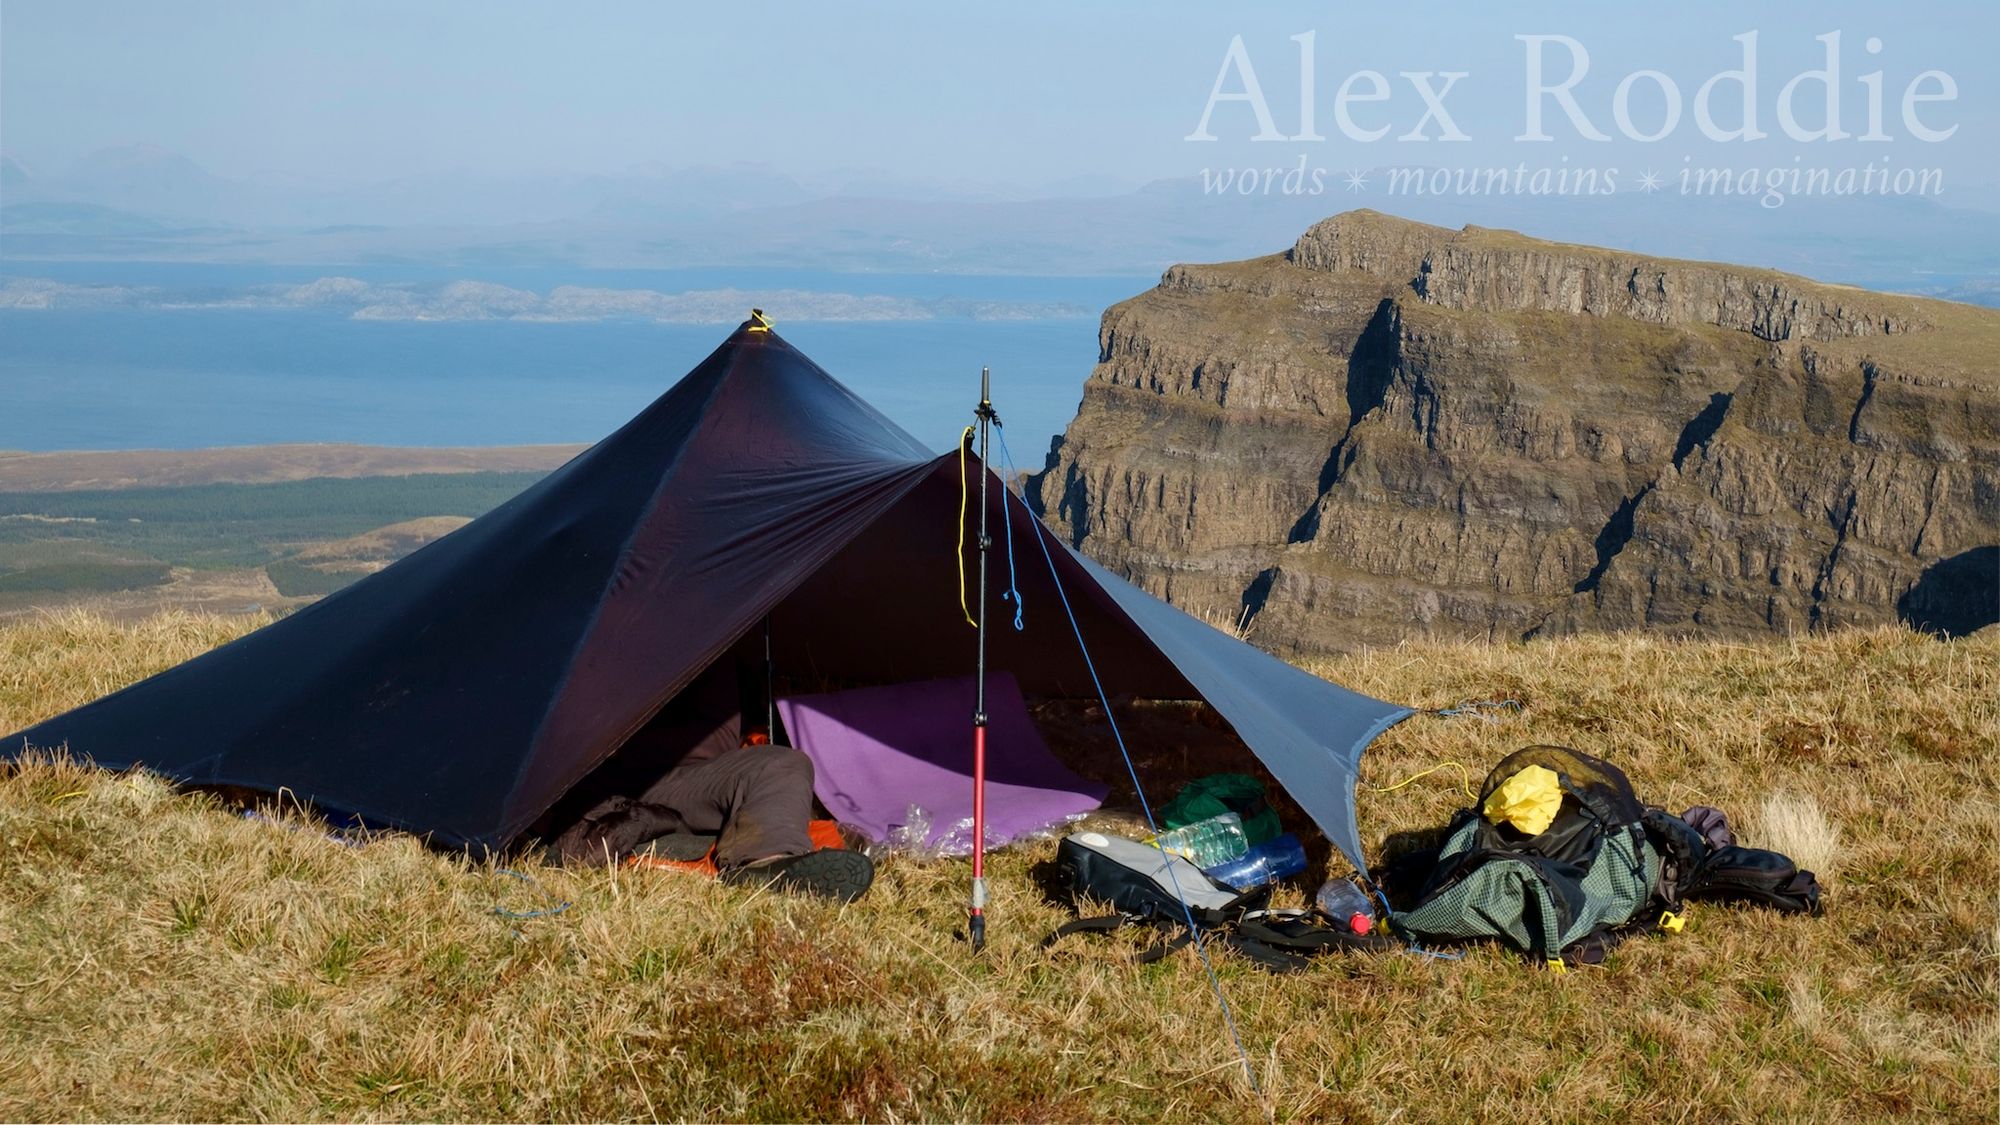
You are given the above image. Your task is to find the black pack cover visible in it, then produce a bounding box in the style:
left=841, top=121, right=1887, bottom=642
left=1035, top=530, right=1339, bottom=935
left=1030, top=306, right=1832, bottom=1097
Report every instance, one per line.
left=1684, top=846, right=1822, bottom=914
left=1052, top=831, right=1254, bottom=927
left=6, top=323, right=1411, bottom=862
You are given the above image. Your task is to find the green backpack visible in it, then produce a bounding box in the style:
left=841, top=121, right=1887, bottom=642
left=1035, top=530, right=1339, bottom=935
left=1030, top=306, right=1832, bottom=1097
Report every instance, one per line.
left=1389, top=747, right=1664, bottom=967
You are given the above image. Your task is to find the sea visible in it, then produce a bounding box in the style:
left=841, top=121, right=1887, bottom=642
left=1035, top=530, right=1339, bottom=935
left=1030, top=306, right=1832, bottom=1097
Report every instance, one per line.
left=0, top=262, right=1156, bottom=466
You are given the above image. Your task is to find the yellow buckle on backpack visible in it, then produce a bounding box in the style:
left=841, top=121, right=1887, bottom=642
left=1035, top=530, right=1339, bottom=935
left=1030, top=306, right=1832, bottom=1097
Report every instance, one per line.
left=1546, top=958, right=1567, bottom=975
left=1658, top=909, right=1686, bottom=934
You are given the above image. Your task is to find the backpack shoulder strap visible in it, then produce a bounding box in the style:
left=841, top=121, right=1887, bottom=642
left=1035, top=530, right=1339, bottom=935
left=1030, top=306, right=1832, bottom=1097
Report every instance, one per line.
left=1219, top=933, right=1318, bottom=974
left=1039, top=913, right=1198, bottom=965
left=1039, top=914, right=1128, bottom=949
left=1236, top=910, right=1400, bottom=955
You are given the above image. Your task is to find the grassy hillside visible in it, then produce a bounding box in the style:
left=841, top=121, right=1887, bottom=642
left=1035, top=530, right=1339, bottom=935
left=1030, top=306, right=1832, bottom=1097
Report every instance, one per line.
left=1, top=614, right=1995, bottom=1121
left=0, top=444, right=582, bottom=494
left=0, top=472, right=546, bottom=570
left=0, top=473, right=544, bottom=616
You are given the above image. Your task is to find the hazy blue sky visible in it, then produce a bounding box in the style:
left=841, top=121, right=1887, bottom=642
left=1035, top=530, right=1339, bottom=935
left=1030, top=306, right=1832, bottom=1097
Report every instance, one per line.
left=4, top=1, right=1993, bottom=194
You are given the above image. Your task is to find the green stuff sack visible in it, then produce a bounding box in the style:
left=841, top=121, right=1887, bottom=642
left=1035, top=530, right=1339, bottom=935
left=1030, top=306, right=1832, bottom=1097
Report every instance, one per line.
left=1161, top=773, right=1282, bottom=846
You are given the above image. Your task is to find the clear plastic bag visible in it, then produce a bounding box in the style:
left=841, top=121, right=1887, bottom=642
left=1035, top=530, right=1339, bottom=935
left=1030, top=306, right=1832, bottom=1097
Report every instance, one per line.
left=931, top=816, right=1009, bottom=857
left=870, top=804, right=1091, bottom=859
left=878, top=803, right=936, bottom=857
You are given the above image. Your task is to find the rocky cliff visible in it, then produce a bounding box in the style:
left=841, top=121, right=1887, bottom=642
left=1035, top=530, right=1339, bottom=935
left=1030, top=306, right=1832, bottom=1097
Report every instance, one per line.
left=1028, top=211, right=2000, bottom=654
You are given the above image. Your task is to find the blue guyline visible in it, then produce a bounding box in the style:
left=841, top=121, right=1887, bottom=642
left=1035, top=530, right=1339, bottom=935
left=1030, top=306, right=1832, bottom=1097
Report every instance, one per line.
left=994, top=427, right=1261, bottom=1096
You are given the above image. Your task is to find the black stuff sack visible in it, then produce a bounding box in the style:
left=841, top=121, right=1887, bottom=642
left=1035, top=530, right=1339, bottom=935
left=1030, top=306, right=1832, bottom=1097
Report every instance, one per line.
left=1050, top=831, right=1259, bottom=928
left=1042, top=831, right=1394, bottom=973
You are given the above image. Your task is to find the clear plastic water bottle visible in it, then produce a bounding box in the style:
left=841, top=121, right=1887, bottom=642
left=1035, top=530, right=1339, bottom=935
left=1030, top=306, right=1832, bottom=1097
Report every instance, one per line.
left=1202, top=833, right=1307, bottom=891
left=1148, top=812, right=1247, bottom=868
left=1315, top=876, right=1377, bottom=934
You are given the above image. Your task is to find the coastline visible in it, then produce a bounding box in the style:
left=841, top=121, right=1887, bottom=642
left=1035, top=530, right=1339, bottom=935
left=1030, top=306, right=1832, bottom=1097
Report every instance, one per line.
left=0, top=442, right=588, bottom=493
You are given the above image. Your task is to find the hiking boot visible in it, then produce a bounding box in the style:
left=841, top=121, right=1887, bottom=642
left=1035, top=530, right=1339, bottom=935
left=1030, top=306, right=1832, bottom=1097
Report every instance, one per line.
left=723, top=848, right=874, bottom=902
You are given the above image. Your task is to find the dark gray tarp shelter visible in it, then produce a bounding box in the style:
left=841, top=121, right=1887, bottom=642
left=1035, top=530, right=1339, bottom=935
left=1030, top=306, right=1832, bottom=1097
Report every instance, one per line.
left=5, top=323, right=1411, bottom=868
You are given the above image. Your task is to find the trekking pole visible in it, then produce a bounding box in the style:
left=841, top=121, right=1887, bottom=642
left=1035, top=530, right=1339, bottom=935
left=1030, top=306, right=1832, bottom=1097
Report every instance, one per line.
left=762, top=614, right=775, bottom=738
left=970, top=366, right=997, bottom=953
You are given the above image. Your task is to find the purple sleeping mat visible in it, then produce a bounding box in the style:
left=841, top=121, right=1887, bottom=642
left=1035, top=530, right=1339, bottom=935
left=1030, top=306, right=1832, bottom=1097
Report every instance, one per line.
left=777, top=671, right=1106, bottom=852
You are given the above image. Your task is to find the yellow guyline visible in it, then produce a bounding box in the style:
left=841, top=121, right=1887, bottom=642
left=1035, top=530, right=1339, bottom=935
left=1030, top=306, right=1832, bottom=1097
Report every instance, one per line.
left=956, top=426, right=978, bottom=628
left=1370, top=760, right=1475, bottom=801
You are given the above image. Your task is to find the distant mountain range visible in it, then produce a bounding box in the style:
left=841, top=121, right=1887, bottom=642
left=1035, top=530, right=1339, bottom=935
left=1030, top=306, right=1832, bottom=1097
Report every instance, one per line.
left=0, top=275, right=1086, bottom=323
left=5, top=144, right=2000, bottom=306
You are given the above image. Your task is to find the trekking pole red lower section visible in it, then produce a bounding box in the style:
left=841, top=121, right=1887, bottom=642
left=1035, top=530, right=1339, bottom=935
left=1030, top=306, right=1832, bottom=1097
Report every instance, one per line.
left=970, top=722, right=988, bottom=951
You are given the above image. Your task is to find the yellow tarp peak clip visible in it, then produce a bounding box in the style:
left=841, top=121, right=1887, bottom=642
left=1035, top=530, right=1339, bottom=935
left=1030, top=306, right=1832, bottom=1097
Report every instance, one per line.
left=1658, top=909, right=1687, bottom=934
left=747, top=308, right=773, bottom=333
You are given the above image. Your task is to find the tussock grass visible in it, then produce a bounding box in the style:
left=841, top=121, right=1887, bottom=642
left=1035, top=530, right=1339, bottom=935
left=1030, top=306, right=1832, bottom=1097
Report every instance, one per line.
left=1750, top=792, right=1844, bottom=879
left=2, top=614, right=1996, bottom=1121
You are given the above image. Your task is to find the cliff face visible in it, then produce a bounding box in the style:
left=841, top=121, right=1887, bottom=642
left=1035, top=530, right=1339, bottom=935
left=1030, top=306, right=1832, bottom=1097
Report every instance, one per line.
left=1029, top=211, right=2000, bottom=654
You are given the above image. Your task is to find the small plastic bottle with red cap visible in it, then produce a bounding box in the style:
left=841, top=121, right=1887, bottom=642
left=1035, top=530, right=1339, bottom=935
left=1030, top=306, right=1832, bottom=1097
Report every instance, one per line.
left=1315, top=876, right=1377, bottom=935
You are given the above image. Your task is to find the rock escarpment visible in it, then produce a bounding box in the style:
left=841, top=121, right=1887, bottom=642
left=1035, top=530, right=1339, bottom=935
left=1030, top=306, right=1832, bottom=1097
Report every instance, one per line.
left=1029, top=211, right=2000, bottom=654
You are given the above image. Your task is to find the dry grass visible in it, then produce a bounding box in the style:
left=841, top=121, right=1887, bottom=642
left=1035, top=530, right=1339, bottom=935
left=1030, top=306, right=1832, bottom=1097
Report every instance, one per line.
left=1749, top=793, right=1844, bottom=879
left=1190, top=605, right=1258, bottom=643
left=2, top=613, right=1996, bottom=1122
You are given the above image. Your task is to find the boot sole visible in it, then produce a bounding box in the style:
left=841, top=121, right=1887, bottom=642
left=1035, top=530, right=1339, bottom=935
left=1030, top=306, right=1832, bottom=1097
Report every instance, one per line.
left=728, top=849, right=875, bottom=902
